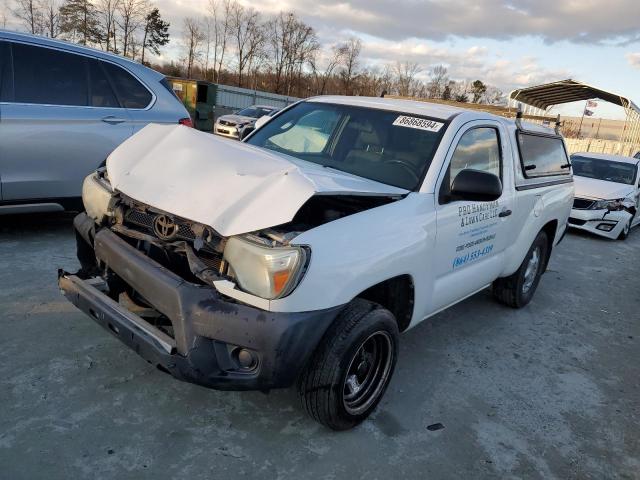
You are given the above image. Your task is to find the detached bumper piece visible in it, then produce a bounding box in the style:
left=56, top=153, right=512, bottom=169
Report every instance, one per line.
left=60, top=214, right=342, bottom=391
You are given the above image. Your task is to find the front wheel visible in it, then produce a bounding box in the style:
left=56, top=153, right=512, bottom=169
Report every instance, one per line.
left=618, top=216, right=633, bottom=240
left=297, top=299, right=399, bottom=430
left=492, top=231, right=549, bottom=308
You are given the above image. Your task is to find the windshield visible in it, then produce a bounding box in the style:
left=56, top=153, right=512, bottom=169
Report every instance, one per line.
left=246, top=102, right=446, bottom=190
left=237, top=106, right=276, bottom=118
left=571, top=155, right=637, bottom=185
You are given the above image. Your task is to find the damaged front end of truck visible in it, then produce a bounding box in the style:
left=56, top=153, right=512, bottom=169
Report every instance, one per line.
left=59, top=124, right=404, bottom=391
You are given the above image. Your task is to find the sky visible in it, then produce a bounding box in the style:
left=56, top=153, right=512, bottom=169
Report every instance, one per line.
left=146, top=0, right=640, bottom=119
left=5, top=0, right=640, bottom=119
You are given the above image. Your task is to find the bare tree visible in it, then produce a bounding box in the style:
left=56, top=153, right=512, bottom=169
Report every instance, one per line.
left=13, top=0, right=44, bottom=34
left=394, top=61, right=421, bottom=97
left=310, top=44, right=344, bottom=95
left=482, top=85, right=504, bottom=105
left=206, top=0, right=232, bottom=83
left=427, top=64, right=448, bottom=98
left=95, top=0, right=120, bottom=52
left=266, top=12, right=318, bottom=95
left=337, top=37, right=361, bottom=95
left=183, top=17, right=205, bottom=78
left=41, top=0, right=61, bottom=37
left=117, top=0, right=147, bottom=58
left=229, top=2, right=263, bottom=87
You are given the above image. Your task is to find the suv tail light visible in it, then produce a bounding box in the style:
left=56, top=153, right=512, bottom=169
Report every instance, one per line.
left=179, top=117, right=193, bottom=128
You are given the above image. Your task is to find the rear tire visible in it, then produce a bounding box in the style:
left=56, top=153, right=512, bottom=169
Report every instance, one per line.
left=297, top=299, right=399, bottom=430
left=493, top=231, right=548, bottom=308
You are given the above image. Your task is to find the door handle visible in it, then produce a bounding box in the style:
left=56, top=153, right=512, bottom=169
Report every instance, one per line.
left=101, top=116, right=127, bottom=125
left=498, top=209, right=512, bottom=218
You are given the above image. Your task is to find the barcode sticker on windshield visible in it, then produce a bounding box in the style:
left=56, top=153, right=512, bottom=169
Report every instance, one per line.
left=392, top=116, right=444, bottom=132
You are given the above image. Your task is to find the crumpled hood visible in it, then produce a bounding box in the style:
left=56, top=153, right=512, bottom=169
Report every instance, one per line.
left=107, top=124, right=407, bottom=236
left=218, top=114, right=255, bottom=125
left=573, top=175, right=635, bottom=201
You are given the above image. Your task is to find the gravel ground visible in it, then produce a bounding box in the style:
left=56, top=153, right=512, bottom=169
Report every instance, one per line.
left=0, top=212, right=638, bottom=480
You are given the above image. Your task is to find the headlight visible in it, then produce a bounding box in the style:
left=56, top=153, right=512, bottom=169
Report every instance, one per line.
left=82, top=172, right=114, bottom=223
left=591, top=198, right=626, bottom=210
left=223, top=237, right=307, bottom=299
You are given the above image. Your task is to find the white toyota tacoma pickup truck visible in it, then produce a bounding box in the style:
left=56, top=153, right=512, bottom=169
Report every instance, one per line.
left=59, top=97, right=574, bottom=430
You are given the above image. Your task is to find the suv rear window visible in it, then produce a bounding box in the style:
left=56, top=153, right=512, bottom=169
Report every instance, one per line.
left=517, top=132, right=570, bottom=178
left=101, top=61, right=152, bottom=109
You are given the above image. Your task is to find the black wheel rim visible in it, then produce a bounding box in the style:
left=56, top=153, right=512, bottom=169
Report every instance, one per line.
left=342, top=331, right=394, bottom=415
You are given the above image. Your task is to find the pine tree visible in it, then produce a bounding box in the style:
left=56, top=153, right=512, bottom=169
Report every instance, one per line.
left=59, top=0, right=103, bottom=46
left=141, top=8, right=170, bottom=64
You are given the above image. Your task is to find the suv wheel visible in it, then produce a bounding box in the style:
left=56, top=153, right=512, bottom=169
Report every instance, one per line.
left=297, top=299, right=399, bottom=430
left=492, top=231, right=549, bottom=308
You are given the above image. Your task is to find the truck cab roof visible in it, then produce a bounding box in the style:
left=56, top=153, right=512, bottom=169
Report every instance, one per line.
left=307, top=96, right=560, bottom=136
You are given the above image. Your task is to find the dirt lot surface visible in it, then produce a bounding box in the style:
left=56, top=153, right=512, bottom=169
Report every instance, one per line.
left=1, top=213, right=638, bottom=479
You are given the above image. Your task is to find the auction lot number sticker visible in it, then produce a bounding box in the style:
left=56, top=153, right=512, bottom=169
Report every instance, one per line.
left=393, top=115, right=444, bottom=132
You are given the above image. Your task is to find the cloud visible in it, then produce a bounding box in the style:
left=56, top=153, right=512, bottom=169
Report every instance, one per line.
left=354, top=37, right=570, bottom=91
left=250, top=0, right=640, bottom=45
left=149, top=0, right=574, bottom=92
left=626, top=52, right=640, bottom=69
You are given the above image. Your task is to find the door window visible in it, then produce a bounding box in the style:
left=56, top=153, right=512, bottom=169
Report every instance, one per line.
left=440, top=127, right=501, bottom=201
left=450, top=128, right=501, bottom=182
left=12, top=42, right=88, bottom=106
left=101, top=61, right=152, bottom=109
left=0, top=41, right=13, bottom=102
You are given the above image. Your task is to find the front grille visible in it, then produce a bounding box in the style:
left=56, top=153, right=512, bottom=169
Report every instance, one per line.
left=218, top=120, right=235, bottom=127
left=125, top=209, right=196, bottom=241
left=573, top=198, right=594, bottom=210
left=122, top=207, right=225, bottom=272
left=568, top=217, right=587, bottom=226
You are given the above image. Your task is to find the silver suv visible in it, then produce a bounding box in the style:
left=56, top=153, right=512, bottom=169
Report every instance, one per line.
left=0, top=30, right=191, bottom=214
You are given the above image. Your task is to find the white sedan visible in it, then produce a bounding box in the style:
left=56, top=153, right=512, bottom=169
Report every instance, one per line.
left=569, top=152, right=640, bottom=240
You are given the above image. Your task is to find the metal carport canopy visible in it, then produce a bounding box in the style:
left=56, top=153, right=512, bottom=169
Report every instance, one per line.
left=509, top=79, right=640, bottom=113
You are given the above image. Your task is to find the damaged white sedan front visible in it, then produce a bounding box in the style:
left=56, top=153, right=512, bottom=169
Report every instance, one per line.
left=568, top=153, right=640, bottom=240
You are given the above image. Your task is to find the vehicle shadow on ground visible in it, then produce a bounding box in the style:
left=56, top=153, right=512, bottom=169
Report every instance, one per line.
left=0, top=211, right=78, bottom=235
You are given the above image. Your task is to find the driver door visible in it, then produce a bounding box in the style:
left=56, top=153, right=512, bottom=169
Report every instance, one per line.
left=431, top=122, right=515, bottom=312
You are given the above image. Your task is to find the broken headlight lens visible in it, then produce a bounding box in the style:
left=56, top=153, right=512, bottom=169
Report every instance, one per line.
left=223, top=237, right=307, bottom=299
left=591, top=198, right=626, bottom=210
left=82, top=172, right=114, bottom=223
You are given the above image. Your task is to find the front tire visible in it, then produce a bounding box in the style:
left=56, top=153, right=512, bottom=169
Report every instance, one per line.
left=297, top=299, right=399, bottom=430
left=618, top=216, right=633, bottom=240
left=492, top=231, right=549, bottom=308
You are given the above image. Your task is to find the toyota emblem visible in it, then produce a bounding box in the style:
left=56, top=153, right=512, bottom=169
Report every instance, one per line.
left=153, top=215, right=179, bottom=240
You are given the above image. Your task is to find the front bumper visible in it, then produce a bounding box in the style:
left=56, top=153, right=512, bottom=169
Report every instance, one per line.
left=213, top=123, right=240, bottom=139
left=568, top=208, right=632, bottom=240
left=60, top=214, right=342, bottom=391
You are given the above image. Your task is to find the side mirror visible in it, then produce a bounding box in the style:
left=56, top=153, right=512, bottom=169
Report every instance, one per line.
left=450, top=169, right=502, bottom=202
left=254, top=115, right=270, bottom=130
